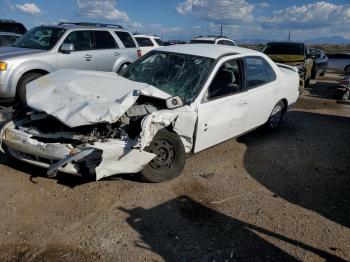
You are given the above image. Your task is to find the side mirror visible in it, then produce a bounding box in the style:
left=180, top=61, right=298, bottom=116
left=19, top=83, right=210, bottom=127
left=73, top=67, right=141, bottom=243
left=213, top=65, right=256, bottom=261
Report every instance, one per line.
left=166, top=96, right=184, bottom=109
left=307, top=54, right=315, bottom=59
left=60, top=43, right=75, bottom=54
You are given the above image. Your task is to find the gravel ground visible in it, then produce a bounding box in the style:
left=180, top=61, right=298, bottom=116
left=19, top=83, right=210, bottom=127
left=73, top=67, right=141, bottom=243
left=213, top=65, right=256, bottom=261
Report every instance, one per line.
left=0, top=73, right=349, bottom=261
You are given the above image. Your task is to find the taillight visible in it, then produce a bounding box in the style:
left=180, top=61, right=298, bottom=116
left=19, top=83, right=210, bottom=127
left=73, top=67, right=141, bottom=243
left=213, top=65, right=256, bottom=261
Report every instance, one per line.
left=137, top=50, right=142, bottom=58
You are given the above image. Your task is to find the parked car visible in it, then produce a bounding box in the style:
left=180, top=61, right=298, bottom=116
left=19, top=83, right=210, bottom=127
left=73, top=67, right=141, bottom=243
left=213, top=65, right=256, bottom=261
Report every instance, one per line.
left=0, top=45, right=299, bottom=182
left=262, top=42, right=313, bottom=94
left=309, top=48, right=328, bottom=78
left=190, top=35, right=237, bottom=46
left=0, top=19, right=26, bottom=34
left=327, top=53, right=350, bottom=75
left=0, top=32, right=21, bottom=47
left=0, top=22, right=141, bottom=103
left=134, top=34, right=164, bottom=55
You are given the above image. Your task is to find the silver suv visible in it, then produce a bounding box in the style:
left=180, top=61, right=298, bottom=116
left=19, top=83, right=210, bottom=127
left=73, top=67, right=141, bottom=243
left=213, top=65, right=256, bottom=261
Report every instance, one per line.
left=0, top=22, right=141, bottom=102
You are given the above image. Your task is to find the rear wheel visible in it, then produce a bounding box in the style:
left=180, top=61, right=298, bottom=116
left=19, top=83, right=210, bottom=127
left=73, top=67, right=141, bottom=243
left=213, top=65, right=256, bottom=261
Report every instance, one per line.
left=345, top=65, right=350, bottom=75
left=117, top=63, right=129, bottom=74
left=17, top=72, right=44, bottom=104
left=140, top=129, right=185, bottom=183
left=265, top=101, right=285, bottom=131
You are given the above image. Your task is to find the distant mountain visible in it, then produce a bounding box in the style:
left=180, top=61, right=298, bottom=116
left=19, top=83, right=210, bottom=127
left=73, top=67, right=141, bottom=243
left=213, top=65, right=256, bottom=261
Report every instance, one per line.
left=236, top=36, right=350, bottom=45
left=305, top=36, right=350, bottom=45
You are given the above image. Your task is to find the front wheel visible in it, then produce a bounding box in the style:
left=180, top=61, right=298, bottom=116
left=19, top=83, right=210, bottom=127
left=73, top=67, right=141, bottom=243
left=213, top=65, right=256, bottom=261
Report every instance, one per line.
left=17, top=72, right=44, bottom=104
left=140, top=129, right=185, bottom=183
left=264, top=101, right=285, bottom=131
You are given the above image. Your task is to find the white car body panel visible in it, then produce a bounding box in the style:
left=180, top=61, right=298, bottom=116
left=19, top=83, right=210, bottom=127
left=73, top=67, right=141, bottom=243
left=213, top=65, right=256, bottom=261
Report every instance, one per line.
left=0, top=44, right=300, bottom=180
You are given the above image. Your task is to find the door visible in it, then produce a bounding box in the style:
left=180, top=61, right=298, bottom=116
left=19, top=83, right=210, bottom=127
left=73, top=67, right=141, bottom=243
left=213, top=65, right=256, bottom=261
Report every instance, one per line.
left=244, top=56, right=278, bottom=131
left=195, top=59, right=249, bottom=153
left=328, top=54, right=350, bottom=72
left=56, top=30, right=96, bottom=70
left=90, top=30, right=120, bottom=72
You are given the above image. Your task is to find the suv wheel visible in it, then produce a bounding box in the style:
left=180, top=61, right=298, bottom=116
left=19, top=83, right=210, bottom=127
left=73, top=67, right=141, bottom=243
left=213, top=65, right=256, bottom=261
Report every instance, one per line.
left=141, top=129, right=186, bottom=183
left=17, top=72, right=44, bottom=104
left=345, top=65, right=350, bottom=75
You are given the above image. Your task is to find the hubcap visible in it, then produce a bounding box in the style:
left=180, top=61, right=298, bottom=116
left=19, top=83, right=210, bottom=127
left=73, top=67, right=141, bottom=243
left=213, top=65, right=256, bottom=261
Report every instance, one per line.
left=269, top=104, right=283, bottom=128
left=148, top=139, right=175, bottom=170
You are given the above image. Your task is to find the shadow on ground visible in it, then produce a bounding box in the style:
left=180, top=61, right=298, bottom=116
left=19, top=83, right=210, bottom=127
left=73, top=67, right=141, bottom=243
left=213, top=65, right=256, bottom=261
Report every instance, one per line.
left=239, top=111, right=350, bottom=229
left=306, top=80, right=341, bottom=100
left=121, top=196, right=345, bottom=261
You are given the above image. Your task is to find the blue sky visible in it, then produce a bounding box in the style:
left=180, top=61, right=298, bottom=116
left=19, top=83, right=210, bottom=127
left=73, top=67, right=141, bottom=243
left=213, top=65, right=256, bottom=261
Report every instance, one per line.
left=1, top=0, right=350, bottom=41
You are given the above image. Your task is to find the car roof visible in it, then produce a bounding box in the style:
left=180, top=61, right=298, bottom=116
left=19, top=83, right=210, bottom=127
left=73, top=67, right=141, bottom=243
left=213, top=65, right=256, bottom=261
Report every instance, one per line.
left=156, top=44, right=260, bottom=59
left=134, top=34, right=160, bottom=38
left=267, top=41, right=305, bottom=45
left=0, top=32, right=22, bottom=37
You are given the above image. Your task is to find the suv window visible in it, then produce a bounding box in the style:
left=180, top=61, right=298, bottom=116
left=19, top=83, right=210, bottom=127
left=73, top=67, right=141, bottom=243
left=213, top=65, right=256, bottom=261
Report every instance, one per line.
left=0, top=35, right=19, bottom=46
left=0, top=22, right=26, bottom=34
left=92, top=30, right=117, bottom=49
left=154, top=38, right=164, bottom=46
left=135, top=37, right=154, bottom=47
left=245, top=57, right=276, bottom=89
left=329, top=54, right=350, bottom=59
left=208, top=59, right=243, bottom=99
left=114, top=31, right=136, bottom=48
left=217, top=40, right=235, bottom=46
left=63, top=30, right=92, bottom=51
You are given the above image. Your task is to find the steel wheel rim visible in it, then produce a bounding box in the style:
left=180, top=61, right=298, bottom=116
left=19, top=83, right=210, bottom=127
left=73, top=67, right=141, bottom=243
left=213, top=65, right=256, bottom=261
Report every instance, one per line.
left=148, top=138, right=175, bottom=170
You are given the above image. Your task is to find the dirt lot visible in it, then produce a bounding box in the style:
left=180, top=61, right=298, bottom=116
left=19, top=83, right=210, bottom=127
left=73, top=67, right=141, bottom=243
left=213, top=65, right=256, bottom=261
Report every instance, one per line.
left=0, top=73, right=349, bottom=261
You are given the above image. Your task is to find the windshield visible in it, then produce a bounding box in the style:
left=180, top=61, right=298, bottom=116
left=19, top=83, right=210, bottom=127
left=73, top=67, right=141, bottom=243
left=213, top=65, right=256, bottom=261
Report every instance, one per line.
left=263, top=43, right=305, bottom=56
left=120, top=51, right=214, bottom=102
left=190, top=39, right=215, bottom=44
left=12, top=27, right=66, bottom=50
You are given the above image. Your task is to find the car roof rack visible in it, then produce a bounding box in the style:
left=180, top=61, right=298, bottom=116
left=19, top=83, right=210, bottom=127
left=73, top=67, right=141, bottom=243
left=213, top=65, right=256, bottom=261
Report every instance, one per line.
left=133, top=33, right=159, bottom=37
left=58, top=22, right=123, bottom=29
left=195, top=35, right=230, bottom=40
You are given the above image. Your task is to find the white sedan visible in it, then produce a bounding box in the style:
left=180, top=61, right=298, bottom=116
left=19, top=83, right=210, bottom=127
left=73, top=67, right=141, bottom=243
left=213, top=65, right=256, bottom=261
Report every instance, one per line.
left=0, top=45, right=299, bottom=182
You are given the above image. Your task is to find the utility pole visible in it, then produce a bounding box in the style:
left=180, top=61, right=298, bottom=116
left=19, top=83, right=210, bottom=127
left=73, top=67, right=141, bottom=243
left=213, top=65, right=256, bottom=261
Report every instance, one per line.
left=220, top=24, right=223, bottom=37
left=288, top=30, right=291, bottom=42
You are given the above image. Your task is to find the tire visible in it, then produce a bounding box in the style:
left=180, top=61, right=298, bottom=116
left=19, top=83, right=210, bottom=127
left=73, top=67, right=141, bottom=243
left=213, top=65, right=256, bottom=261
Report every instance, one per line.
left=304, top=78, right=310, bottom=88
left=345, top=65, right=350, bottom=75
left=264, top=101, right=285, bottom=131
left=311, top=66, right=317, bottom=79
left=117, top=63, right=129, bottom=74
left=17, top=72, right=44, bottom=104
left=342, top=90, right=350, bottom=101
left=140, top=129, right=186, bottom=183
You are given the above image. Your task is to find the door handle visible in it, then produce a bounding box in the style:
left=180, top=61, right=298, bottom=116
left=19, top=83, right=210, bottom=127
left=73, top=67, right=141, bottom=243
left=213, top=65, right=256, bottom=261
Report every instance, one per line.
left=114, top=52, right=120, bottom=56
left=238, top=101, right=248, bottom=106
left=84, top=54, right=92, bottom=59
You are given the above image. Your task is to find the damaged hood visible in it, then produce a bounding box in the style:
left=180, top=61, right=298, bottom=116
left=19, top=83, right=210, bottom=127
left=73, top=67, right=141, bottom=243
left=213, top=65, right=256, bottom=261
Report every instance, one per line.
left=267, top=55, right=305, bottom=65
left=26, top=70, right=172, bottom=128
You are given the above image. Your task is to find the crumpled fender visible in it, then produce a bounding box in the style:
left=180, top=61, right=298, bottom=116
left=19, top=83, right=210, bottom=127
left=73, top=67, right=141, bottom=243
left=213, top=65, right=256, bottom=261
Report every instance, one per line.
left=140, top=106, right=197, bottom=153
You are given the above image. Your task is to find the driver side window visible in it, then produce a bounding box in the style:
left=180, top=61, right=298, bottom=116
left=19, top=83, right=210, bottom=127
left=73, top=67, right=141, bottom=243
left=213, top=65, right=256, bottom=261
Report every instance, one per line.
left=207, top=59, right=243, bottom=100
left=62, top=30, right=92, bottom=51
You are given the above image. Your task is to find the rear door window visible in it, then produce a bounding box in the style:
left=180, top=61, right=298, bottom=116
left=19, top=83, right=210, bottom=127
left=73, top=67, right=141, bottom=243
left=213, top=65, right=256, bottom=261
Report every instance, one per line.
left=114, top=31, right=136, bottom=48
left=135, top=37, right=154, bottom=47
left=245, top=57, right=276, bottom=89
left=92, top=30, right=117, bottom=49
left=63, top=30, right=92, bottom=51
